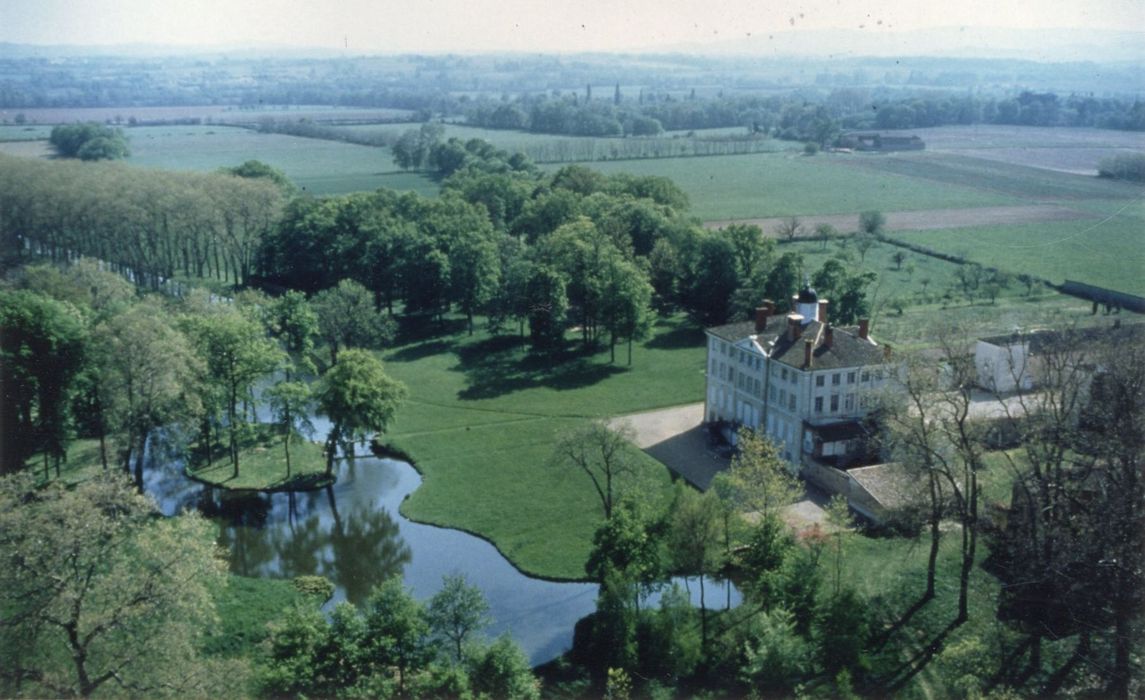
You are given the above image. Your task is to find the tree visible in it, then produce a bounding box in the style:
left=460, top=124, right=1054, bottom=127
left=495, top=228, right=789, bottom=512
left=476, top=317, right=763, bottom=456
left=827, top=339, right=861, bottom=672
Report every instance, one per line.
left=776, top=216, right=804, bottom=242
left=312, top=279, right=396, bottom=367
left=892, top=250, right=906, bottom=270
left=94, top=301, right=203, bottom=487
left=600, top=256, right=653, bottom=365
left=468, top=635, right=541, bottom=700
left=449, top=230, right=500, bottom=335
left=268, top=290, right=318, bottom=375
left=222, top=159, right=296, bottom=193
left=426, top=574, right=491, bottom=663
left=186, top=306, right=282, bottom=478
left=49, top=123, right=129, bottom=160
left=668, top=484, right=723, bottom=650
left=0, top=290, right=87, bottom=476
left=585, top=496, right=664, bottom=605
left=0, top=473, right=229, bottom=698
left=265, top=378, right=313, bottom=480
left=316, top=348, right=407, bottom=474
left=858, top=210, right=886, bottom=237
left=719, top=427, right=802, bottom=521
left=552, top=421, right=638, bottom=520
left=525, top=264, right=569, bottom=351
left=364, top=577, right=432, bottom=697
left=685, top=235, right=740, bottom=325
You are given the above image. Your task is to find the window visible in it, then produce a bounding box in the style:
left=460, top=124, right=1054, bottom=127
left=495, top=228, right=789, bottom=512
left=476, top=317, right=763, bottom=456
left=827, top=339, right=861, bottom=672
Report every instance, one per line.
left=830, top=395, right=839, bottom=412
left=845, top=394, right=854, bottom=412
left=788, top=393, right=796, bottom=411
left=709, top=359, right=716, bottom=374
left=832, top=373, right=841, bottom=386
left=814, top=397, right=823, bottom=413
left=861, top=370, right=870, bottom=382
left=781, top=368, right=788, bottom=381
left=816, top=375, right=825, bottom=387
left=779, top=389, right=787, bottom=406
left=875, top=369, right=884, bottom=381
left=769, top=385, right=777, bottom=401
left=847, top=371, right=856, bottom=384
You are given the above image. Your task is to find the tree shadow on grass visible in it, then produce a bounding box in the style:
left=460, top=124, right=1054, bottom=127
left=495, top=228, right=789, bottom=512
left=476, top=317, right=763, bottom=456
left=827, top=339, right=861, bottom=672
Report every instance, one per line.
left=387, top=339, right=454, bottom=363
left=455, top=335, right=627, bottom=401
left=643, top=323, right=705, bottom=350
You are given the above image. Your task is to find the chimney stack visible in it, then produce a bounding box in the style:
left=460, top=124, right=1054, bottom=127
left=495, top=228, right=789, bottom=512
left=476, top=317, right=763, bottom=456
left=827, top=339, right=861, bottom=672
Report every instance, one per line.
left=754, top=305, right=771, bottom=332
left=858, top=318, right=870, bottom=341
left=804, top=339, right=814, bottom=368
left=824, top=324, right=834, bottom=349
left=787, top=313, right=804, bottom=341
left=818, top=299, right=829, bottom=326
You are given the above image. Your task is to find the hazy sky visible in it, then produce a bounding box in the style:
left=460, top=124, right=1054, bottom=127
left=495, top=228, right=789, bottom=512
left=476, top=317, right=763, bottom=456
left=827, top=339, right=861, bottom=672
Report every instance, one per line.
left=2, top=0, right=1143, bottom=53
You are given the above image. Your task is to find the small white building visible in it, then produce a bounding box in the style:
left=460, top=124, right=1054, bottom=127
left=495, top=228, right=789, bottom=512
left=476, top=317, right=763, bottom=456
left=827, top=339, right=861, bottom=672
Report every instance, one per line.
left=704, top=285, right=893, bottom=469
left=975, top=333, right=1037, bottom=393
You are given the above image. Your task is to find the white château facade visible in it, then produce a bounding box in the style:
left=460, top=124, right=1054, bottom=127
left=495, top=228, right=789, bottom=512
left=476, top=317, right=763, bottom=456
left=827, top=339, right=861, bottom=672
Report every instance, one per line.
left=704, top=286, right=893, bottom=467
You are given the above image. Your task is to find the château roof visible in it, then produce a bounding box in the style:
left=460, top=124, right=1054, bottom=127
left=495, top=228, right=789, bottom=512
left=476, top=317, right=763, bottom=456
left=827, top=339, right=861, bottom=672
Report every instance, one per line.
left=706, top=318, right=887, bottom=371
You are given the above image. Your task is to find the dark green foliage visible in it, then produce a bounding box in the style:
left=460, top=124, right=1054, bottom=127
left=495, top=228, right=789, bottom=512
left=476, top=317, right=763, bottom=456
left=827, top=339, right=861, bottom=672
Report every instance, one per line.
left=222, top=159, right=296, bottom=192
left=426, top=573, right=491, bottom=663
left=685, top=235, right=739, bottom=325
left=312, top=279, right=397, bottom=365
left=49, top=122, right=129, bottom=160
left=468, top=635, right=541, bottom=700
left=0, top=290, right=86, bottom=474
left=1097, top=153, right=1145, bottom=183
left=814, top=588, right=871, bottom=677
left=585, top=496, right=665, bottom=594
left=637, top=585, right=702, bottom=684
left=525, top=265, right=569, bottom=351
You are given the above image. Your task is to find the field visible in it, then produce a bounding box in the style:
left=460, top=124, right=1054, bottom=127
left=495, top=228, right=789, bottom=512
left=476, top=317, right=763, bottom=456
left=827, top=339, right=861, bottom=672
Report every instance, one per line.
left=780, top=239, right=1119, bottom=349
left=382, top=315, right=707, bottom=579
left=911, top=124, right=1145, bottom=174
left=0, top=124, right=438, bottom=197
left=889, top=215, right=1145, bottom=295
left=1, top=104, right=413, bottom=126
left=569, top=152, right=1022, bottom=221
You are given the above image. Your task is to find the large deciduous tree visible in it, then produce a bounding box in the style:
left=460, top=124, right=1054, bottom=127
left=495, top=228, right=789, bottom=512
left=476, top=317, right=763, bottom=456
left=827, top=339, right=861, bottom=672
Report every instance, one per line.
left=0, top=472, right=230, bottom=698
left=316, top=349, right=407, bottom=475
left=94, top=301, right=203, bottom=487
left=312, top=279, right=397, bottom=367
left=185, top=306, right=282, bottom=478
left=0, top=290, right=87, bottom=476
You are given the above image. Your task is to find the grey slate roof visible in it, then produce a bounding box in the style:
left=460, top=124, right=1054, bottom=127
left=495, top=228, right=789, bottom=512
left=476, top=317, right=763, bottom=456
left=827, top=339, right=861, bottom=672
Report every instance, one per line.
left=707, top=317, right=887, bottom=370
left=980, top=323, right=1145, bottom=354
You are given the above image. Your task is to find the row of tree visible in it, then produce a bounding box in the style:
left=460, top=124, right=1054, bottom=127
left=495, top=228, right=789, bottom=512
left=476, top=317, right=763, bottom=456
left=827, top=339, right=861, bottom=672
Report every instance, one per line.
left=0, top=154, right=287, bottom=287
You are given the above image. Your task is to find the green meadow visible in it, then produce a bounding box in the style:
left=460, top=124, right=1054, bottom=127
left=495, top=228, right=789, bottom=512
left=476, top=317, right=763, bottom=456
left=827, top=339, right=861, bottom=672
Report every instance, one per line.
left=889, top=215, right=1145, bottom=295
left=382, top=315, right=707, bottom=579
left=571, top=152, right=1021, bottom=221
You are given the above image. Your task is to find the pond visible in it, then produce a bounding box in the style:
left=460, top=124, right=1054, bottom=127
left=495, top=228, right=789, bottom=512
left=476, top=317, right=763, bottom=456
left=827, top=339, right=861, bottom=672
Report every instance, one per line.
left=142, top=429, right=740, bottom=665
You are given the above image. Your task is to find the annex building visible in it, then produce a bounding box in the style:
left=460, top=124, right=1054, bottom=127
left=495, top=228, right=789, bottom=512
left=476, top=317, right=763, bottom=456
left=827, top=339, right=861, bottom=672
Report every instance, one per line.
left=704, top=285, right=893, bottom=470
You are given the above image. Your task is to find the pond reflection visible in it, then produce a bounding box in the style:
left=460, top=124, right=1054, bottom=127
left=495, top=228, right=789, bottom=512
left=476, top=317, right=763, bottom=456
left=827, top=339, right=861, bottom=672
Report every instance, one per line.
left=144, top=437, right=738, bottom=664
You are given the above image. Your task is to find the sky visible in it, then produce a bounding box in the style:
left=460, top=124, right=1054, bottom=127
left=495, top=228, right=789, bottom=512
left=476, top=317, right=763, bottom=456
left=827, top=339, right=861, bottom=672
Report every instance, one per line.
left=1, top=0, right=1143, bottom=53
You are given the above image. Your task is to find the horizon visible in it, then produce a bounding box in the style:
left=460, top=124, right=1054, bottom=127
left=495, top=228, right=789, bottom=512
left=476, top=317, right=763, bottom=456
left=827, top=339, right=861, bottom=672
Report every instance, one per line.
left=2, top=0, right=1143, bottom=56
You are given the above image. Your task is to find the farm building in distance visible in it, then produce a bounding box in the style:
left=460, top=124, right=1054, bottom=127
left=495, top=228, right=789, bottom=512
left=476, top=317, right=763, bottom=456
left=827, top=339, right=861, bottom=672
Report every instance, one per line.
left=837, top=132, right=925, bottom=151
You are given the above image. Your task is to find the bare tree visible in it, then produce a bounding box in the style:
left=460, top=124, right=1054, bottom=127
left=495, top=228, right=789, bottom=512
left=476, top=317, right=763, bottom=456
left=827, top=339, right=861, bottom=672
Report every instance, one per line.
left=551, top=421, right=637, bottom=520
left=775, top=216, right=804, bottom=242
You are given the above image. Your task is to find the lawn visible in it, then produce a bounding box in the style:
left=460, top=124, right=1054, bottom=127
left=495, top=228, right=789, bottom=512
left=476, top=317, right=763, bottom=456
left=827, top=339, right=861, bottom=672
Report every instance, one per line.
left=568, top=152, right=1020, bottom=221
left=382, top=315, right=708, bottom=579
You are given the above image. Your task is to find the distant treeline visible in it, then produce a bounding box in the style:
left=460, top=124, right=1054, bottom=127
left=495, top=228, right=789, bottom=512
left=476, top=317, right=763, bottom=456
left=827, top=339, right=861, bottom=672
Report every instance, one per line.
left=460, top=91, right=1145, bottom=142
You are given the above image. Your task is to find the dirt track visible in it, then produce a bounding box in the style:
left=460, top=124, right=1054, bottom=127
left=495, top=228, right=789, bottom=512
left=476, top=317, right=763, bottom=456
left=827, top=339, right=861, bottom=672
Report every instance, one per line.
left=703, top=203, right=1089, bottom=235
